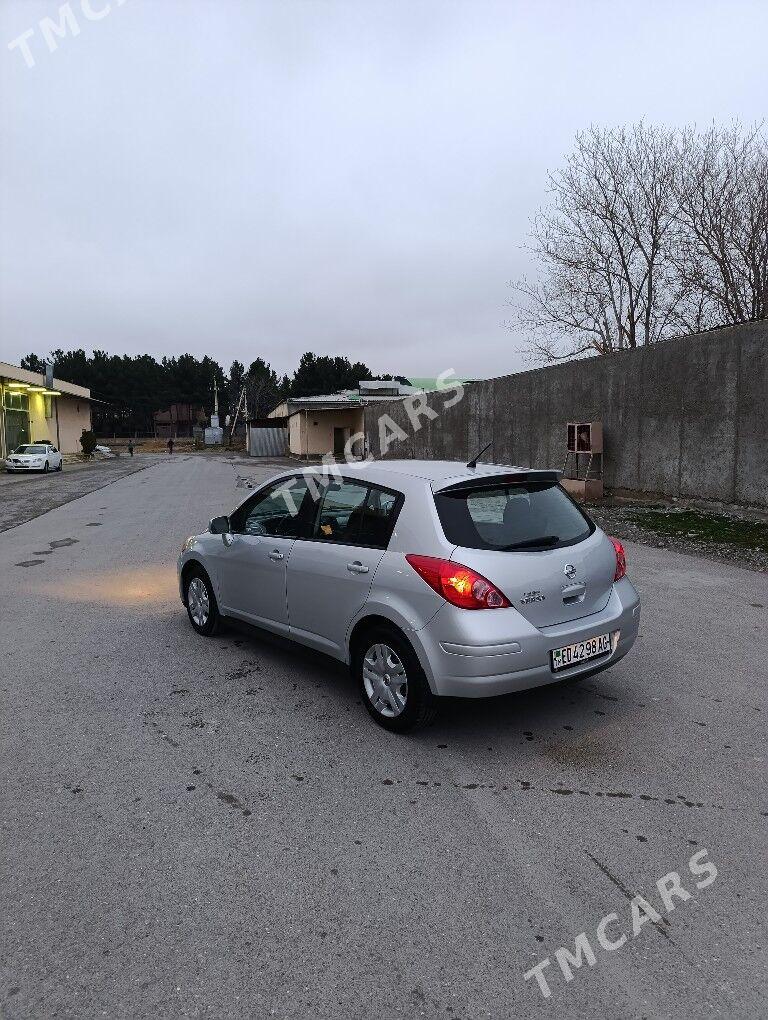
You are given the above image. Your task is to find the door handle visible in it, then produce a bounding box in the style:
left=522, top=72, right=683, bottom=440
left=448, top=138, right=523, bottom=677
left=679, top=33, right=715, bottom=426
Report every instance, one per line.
left=347, top=561, right=369, bottom=574
left=268, top=549, right=284, bottom=561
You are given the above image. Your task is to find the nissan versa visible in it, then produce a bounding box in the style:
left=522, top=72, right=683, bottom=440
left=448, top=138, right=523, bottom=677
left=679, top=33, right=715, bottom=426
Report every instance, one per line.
left=177, top=460, right=640, bottom=732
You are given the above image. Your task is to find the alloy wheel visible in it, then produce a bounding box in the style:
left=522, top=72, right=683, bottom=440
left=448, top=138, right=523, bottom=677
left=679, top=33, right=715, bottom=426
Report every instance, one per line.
left=187, top=577, right=210, bottom=627
left=362, top=642, right=408, bottom=717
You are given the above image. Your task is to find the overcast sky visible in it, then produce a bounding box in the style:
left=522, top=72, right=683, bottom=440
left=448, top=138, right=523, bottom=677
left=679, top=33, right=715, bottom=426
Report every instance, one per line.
left=1, top=0, right=767, bottom=381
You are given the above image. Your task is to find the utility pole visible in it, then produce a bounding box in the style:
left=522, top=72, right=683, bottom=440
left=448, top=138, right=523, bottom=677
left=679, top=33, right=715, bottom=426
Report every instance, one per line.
left=211, top=376, right=220, bottom=428
left=228, top=385, right=246, bottom=448
left=243, top=385, right=249, bottom=456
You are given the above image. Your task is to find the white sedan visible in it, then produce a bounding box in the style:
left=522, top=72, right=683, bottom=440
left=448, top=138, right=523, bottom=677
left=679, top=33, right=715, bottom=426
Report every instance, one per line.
left=5, top=443, right=63, bottom=473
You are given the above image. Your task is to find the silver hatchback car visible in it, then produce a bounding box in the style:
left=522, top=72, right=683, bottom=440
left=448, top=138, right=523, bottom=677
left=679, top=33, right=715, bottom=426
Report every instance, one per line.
left=178, top=460, right=640, bottom=731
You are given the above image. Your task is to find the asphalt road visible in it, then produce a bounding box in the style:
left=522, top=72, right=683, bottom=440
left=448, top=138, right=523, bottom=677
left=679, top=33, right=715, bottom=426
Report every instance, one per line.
left=0, top=456, right=159, bottom=533
left=1, top=457, right=766, bottom=1019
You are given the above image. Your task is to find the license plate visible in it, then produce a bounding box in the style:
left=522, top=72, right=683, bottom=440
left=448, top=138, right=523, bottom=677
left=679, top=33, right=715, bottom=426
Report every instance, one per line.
left=551, top=632, right=613, bottom=672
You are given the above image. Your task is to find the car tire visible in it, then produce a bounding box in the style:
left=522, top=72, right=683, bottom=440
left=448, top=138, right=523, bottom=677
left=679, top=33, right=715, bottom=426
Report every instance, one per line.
left=183, top=566, right=221, bottom=636
left=43, top=461, right=49, bottom=473
left=57, top=460, right=63, bottom=471
left=353, top=624, right=437, bottom=733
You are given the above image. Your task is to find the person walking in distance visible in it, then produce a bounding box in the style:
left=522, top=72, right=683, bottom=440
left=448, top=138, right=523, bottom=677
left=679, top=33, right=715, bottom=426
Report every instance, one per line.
left=167, top=437, right=174, bottom=455
left=127, top=441, right=134, bottom=457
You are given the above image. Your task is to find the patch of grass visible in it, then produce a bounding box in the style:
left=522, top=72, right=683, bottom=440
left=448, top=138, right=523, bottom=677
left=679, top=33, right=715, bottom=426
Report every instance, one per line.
left=632, top=509, right=768, bottom=552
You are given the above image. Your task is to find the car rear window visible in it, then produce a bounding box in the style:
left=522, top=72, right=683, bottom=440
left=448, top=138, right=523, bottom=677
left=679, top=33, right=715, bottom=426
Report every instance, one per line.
left=434, top=481, right=594, bottom=551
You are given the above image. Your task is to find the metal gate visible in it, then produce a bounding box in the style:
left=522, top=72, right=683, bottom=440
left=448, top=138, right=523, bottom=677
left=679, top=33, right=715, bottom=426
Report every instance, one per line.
left=248, top=426, right=288, bottom=457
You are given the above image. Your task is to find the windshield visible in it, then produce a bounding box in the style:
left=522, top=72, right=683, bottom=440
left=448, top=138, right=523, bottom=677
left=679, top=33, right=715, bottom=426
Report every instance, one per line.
left=434, top=481, right=594, bottom=551
left=13, top=445, right=46, bottom=454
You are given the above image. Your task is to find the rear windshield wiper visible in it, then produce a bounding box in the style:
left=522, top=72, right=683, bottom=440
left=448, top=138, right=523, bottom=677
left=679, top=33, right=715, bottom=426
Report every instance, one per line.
left=502, top=535, right=560, bottom=550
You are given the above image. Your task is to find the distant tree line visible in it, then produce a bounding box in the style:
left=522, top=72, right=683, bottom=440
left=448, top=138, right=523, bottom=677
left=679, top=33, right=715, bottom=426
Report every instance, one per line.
left=19, top=349, right=408, bottom=435
left=508, top=121, right=768, bottom=361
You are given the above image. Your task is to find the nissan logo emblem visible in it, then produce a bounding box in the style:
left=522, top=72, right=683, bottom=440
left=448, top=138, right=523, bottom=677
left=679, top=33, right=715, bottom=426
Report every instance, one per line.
left=564, top=563, right=576, bottom=580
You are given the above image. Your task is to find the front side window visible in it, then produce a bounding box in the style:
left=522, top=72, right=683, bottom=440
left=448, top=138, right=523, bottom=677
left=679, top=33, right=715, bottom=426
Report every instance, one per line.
left=312, top=479, right=401, bottom=548
left=231, top=476, right=312, bottom=538
left=434, top=481, right=593, bottom=551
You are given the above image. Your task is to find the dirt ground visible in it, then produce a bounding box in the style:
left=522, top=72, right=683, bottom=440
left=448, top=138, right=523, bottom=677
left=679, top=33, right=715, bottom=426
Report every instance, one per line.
left=587, top=496, right=768, bottom=574
left=96, top=437, right=244, bottom=453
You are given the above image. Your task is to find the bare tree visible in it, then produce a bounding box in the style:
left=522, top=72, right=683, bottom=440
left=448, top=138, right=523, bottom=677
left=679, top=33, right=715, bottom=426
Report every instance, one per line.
left=508, top=124, right=684, bottom=360
left=672, top=123, right=768, bottom=328
left=509, top=122, right=767, bottom=362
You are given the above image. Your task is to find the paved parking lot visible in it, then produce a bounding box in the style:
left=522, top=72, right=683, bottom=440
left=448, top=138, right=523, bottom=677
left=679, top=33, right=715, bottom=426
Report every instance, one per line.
left=0, top=456, right=766, bottom=1019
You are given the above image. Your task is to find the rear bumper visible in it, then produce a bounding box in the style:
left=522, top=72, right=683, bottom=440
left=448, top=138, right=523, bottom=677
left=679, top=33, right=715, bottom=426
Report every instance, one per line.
left=414, top=577, right=640, bottom=698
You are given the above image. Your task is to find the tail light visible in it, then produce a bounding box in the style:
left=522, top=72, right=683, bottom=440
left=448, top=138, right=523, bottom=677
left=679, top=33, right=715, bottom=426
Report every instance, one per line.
left=405, top=554, right=511, bottom=610
left=609, top=537, right=626, bottom=581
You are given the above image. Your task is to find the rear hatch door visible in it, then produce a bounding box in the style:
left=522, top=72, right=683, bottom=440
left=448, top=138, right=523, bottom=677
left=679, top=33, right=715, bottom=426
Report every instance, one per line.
left=450, top=530, right=615, bottom=627
left=433, top=472, right=616, bottom=628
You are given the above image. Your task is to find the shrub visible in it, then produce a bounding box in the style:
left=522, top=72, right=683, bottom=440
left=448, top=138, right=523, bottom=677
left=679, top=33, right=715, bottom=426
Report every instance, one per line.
left=80, top=429, right=97, bottom=458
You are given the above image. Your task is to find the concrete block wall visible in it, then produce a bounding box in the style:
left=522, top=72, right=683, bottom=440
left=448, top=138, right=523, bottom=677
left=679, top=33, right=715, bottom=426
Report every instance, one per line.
left=364, top=320, right=768, bottom=507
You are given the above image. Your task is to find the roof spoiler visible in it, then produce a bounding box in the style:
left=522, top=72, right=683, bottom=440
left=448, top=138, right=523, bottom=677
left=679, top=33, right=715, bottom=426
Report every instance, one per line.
left=436, top=470, right=562, bottom=495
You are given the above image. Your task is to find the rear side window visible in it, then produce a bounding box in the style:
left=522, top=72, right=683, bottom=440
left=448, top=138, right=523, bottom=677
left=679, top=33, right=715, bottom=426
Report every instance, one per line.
left=357, top=487, right=399, bottom=547
left=434, top=482, right=593, bottom=551
left=312, top=479, right=402, bottom=549
left=316, top=480, right=369, bottom=542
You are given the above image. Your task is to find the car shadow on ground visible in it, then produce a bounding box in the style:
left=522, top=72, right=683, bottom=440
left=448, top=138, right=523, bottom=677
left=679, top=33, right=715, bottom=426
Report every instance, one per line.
left=220, top=617, right=636, bottom=749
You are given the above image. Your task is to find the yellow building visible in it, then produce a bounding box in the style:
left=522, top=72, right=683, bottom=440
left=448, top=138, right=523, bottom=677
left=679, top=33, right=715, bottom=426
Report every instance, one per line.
left=267, top=382, right=424, bottom=459
left=268, top=396, right=366, bottom=458
left=0, top=361, right=93, bottom=458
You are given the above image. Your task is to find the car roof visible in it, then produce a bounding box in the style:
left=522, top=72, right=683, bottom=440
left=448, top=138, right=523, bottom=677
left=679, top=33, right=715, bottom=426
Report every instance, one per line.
left=296, top=459, right=551, bottom=488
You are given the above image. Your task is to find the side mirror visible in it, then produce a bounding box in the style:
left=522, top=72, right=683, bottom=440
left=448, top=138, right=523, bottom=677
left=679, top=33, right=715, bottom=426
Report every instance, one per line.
left=209, top=515, right=230, bottom=535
